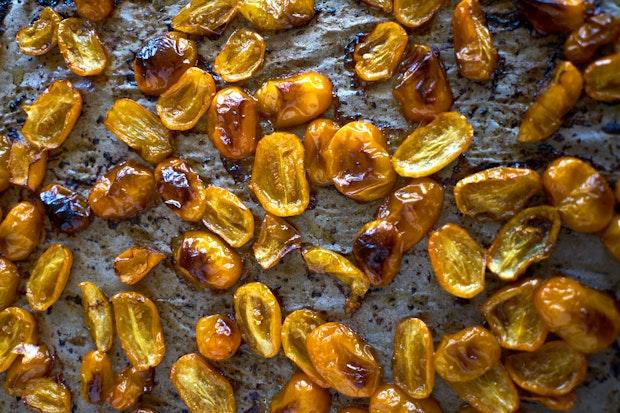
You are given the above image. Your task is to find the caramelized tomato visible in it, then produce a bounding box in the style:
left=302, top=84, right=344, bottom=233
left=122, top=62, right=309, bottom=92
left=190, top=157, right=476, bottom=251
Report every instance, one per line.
left=564, top=14, right=620, bottom=63
left=26, top=244, right=73, bottom=312
left=196, top=314, right=241, bottom=361
left=393, top=44, right=453, bottom=122
left=253, top=214, right=301, bottom=269
left=255, top=72, right=333, bottom=128
left=206, top=87, right=259, bottom=159
left=22, top=80, right=82, bottom=150
left=453, top=0, right=498, bottom=81
left=5, top=343, right=53, bottom=397
left=584, top=52, right=620, bottom=102
left=202, top=186, right=254, bottom=248
left=234, top=282, right=282, bottom=358
left=155, top=158, right=208, bottom=222
left=353, top=219, right=404, bottom=287
left=281, top=309, right=329, bottom=387
left=481, top=278, right=548, bottom=351
left=170, top=353, right=235, bottom=413
left=215, top=28, right=265, bottom=82
left=57, top=18, right=108, bottom=76
left=105, top=99, right=173, bottom=164
left=249, top=132, right=310, bottom=216
left=486, top=206, right=561, bottom=281
left=88, top=161, right=156, bottom=220
left=302, top=246, right=370, bottom=314
left=543, top=156, right=614, bottom=233
left=376, top=178, right=444, bottom=250
left=133, top=32, right=198, bottom=96
left=109, top=366, right=154, bottom=411
left=303, top=118, right=340, bottom=187
left=16, top=7, right=60, bottom=56
left=111, top=291, right=166, bottom=370
left=325, top=121, right=396, bottom=202
left=307, top=322, right=382, bottom=398
left=393, top=112, right=473, bottom=177
left=238, top=0, right=315, bottom=30
left=518, top=61, right=583, bottom=142
left=270, top=372, right=331, bottom=413
left=393, top=318, right=434, bottom=399
left=114, top=246, right=165, bottom=285
left=534, top=276, right=620, bottom=353
left=354, top=21, right=408, bottom=82
left=39, top=184, right=93, bottom=234
left=428, top=224, right=485, bottom=299
left=156, top=67, right=216, bottom=131
left=434, top=326, right=500, bottom=382
left=454, top=167, right=542, bottom=220
left=519, top=0, right=586, bottom=34
left=173, top=230, right=243, bottom=290
left=80, top=350, right=113, bottom=404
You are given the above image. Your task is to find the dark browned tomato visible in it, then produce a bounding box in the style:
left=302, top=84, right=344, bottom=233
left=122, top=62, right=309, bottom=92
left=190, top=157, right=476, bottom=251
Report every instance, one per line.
left=564, top=14, right=620, bottom=63
left=206, top=87, right=258, bottom=160
left=352, top=219, right=404, bottom=288
left=393, top=44, right=453, bottom=123
left=518, top=0, right=586, bottom=34
left=39, top=183, right=93, bottom=234
left=133, top=32, right=198, bottom=96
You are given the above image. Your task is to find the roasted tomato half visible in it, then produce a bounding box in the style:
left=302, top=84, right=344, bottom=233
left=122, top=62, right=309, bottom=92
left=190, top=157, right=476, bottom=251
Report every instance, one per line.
left=354, top=21, right=408, bottom=82
left=352, top=219, right=404, bottom=287
left=58, top=18, right=108, bottom=76
left=214, top=28, right=265, bottom=82
left=270, top=372, right=331, bottom=413
left=16, top=7, right=61, bottom=56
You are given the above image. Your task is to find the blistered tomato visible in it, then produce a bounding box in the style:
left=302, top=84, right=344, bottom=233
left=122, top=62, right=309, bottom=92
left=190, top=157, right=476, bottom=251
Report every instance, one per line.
left=16, top=7, right=61, bottom=56
left=155, top=158, right=208, bottom=222
left=303, top=119, right=340, bottom=187
left=270, top=372, right=331, bottom=413
left=206, top=87, right=259, bottom=159
left=393, top=44, right=453, bottom=122
left=0, top=307, right=38, bottom=372
left=307, top=322, right=382, bottom=398
left=173, top=230, right=243, bottom=290
left=196, top=314, right=241, bottom=361
left=564, top=14, right=620, bottom=63
left=238, top=0, right=314, bottom=30
left=584, top=52, right=620, bottom=102
left=543, top=156, right=614, bottom=233
left=369, top=384, right=443, bottom=413
left=133, top=32, right=198, bottom=96
left=325, top=121, right=396, bottom=202
left=172, top=0, right=238, bottom=36
left=393, top=0, right=443, bottom=28
left=255, top=72, right=333, bottom=128
left=353, top=219, right=404, bottom=287
left=114, top=246, right=165, bottom=285
left=39, top=183, right=93, bottom=234
left=375, top=178, right=444, bottom=250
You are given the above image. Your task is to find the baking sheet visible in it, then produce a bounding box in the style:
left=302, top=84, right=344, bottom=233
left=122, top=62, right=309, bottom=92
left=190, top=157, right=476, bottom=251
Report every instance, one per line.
left=0, top=0, right=618, bottom=411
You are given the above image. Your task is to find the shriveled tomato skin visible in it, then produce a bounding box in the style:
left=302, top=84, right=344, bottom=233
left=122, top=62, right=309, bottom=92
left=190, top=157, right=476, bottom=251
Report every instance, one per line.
left=155, top=158, right=208, bottom=223
left=304, top=119, right=340, bottom=187
left=269, top=372, right=331, bottom=413
left=393, top=44, right=453, bottom=123
left=307, top=322, right=382, bottom=398
left=534, top=276, right=620, bottom=353
left=253, top=214, right=301, bottom=269
left=564, top=14, right=620, bottom=63
left=543, top=156, right=614, bottom=233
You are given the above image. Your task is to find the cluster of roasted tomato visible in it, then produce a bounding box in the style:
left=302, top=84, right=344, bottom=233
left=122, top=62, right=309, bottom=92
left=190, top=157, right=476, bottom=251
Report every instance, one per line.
left=1, top=0, right=619, bottom=411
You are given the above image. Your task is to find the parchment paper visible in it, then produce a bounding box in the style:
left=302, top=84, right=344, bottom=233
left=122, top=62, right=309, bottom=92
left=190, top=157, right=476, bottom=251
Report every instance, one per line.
left=0, top=0, right=618, bottom=411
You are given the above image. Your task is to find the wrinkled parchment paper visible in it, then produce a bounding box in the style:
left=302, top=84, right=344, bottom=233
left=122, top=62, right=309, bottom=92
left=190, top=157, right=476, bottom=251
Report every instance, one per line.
left=0, top=0, right=618, bottom=411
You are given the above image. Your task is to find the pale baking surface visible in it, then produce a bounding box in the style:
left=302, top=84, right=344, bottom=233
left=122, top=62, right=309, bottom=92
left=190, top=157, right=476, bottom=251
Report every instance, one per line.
left=0, top=0, right=618, bottom=411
